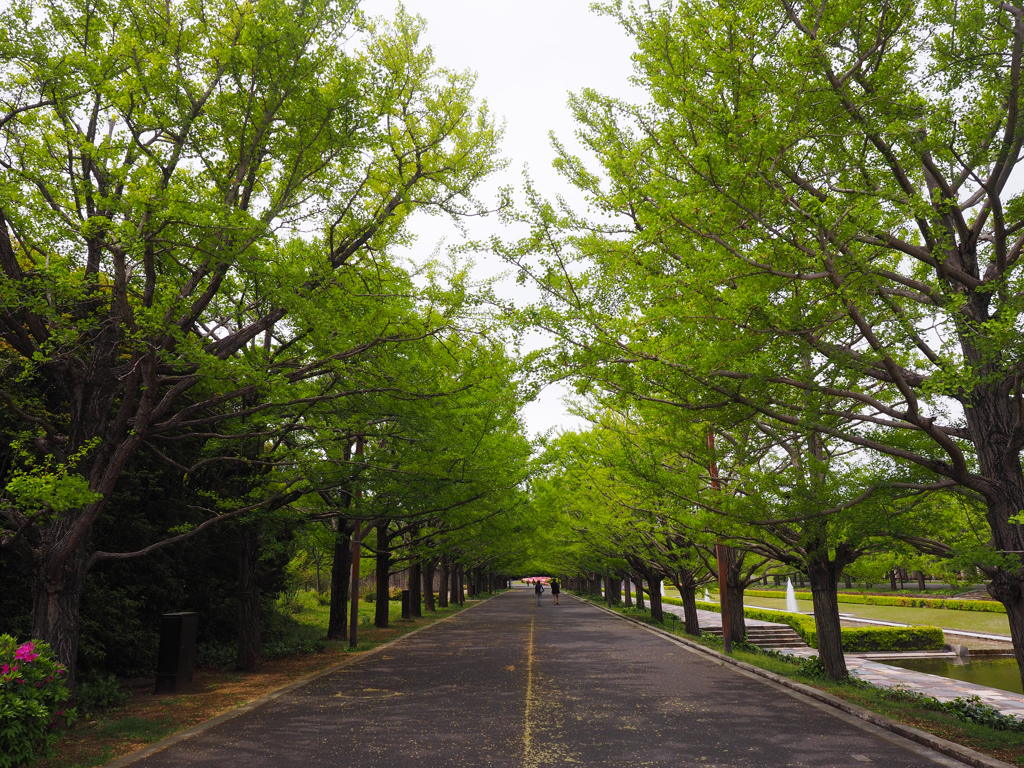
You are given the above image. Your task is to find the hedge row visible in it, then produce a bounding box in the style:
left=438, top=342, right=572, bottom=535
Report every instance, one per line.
left=664, top=597, right=946, bottom=652
left=743, top=588, right=1005, bottom=614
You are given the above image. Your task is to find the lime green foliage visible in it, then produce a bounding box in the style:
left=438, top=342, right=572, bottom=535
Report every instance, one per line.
left=0, top=635, right=74, bottom=768
left=0, top=0, right=510, bottom=677
left=509, top=0, right=1024, bottom=689
left=745, top=589, right=1005, bottom=614
left=668, top=597, right=944, bottom=652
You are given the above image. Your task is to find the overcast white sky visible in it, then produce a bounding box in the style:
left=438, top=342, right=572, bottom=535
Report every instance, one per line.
left=360, top=0, right=640, bottom=437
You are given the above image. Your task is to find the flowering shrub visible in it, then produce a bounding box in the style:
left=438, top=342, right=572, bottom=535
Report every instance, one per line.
left=0, top=635, right=74, bottom=768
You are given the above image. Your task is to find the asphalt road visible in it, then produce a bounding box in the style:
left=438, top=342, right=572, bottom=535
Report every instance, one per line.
left=124, top=588, right=975, bottom=768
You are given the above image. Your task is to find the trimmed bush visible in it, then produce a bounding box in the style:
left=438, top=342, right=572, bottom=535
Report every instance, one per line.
left=364, top=587, right=405, bottom=602
left=743, top=589, right=1005, bottom=614
left=839, top=626, right=945, bottom=652
left=667, top=597, right=945, bottom=652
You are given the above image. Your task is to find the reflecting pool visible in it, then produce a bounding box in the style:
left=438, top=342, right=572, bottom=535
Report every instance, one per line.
left=881, top=657, right=1022, bottom=695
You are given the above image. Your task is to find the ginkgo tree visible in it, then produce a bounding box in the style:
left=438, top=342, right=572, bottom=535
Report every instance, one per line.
left=510, top=0, right=1024, bottom=687
left=0, top=0, right=500, bottom=675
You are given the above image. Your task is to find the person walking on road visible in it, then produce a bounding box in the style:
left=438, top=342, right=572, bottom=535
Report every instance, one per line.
left=534, top=581, right=544, bottom=606
left=550, top=578, right=561, bottom=605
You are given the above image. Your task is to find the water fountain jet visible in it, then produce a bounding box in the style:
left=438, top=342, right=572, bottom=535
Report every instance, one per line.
left=785, top=577, right=799, bottom=613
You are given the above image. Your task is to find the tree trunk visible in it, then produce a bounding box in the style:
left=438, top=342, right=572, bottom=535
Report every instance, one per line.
left=423, top=561, right=436, bottom=612
left=409, top=560, right=422, bottom=618
left=888, top=569, right=898, bottom=592
left=348, top=522, right=362, bottom=649
left=987, top=566, right=1024, bottom=691
left=724, top=557, right=746, bottom=643
left=968, top=425, right=1024, bottom=689
left=374, top=521, right=390, bottom=628
left=807, top=555, right=847, bottom=680
left=438, top=561, right=450, bottom=608
left=647, top=575, right=663, bottom=623
left=236, top=524, right=261, bottom=672
left=326, top=521, right=352, bottom=640
left=605, top=574, right=622, bottom=605
left=449, top=566, right=460, bottom=605
left=673, top=577, right=701, bottom=636
left=634, top=577, right=645, bottom=609
left=623, top=577, right=633, bottom=607
left=915, top=571, right=926, bottom=592
left=31, top=542, right=88, bottom=683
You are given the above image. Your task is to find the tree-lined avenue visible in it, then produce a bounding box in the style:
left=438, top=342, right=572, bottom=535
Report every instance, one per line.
left=124, top=589, right=969, bottom=768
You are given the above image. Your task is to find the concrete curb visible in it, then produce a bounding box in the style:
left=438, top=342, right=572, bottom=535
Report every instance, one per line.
left=575, top=596, right=1015, bottom=768
left=102, top=595, right=501, bottom=768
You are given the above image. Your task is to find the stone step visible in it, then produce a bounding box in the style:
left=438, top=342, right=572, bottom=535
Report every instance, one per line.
left=749, top=630, right=802, bottom=638
left=702, top=629, right=802, bottom=638
left=699, top=625, right=807, bottom=649
left=756, top=641, right=807, bottom=648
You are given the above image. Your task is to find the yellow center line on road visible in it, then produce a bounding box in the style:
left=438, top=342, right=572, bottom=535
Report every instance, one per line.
left=523, top=614, right=537, bottom=768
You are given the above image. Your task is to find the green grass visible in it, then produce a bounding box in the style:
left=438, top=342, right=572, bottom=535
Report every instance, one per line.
left=275, top=591, right=491, bottom=654
left=589, top=597, right=1024, bottom=763
left=280, top=595, right=407, bottom=640
left=750, top=584, right=979, bottom=597
left=89, top=716, right=176, bottom=742
left=62, top=748, right=114, bottom=768
left=666, top=588, right=1012, bottom=635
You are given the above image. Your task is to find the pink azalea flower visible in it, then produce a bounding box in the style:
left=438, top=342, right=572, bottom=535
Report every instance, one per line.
left=15, top=642, right=39, bottom=662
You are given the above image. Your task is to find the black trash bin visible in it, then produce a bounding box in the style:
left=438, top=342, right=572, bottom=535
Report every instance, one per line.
left=401, top=589, right=411, bottom=619
left=155, top=612, right=198, bottom=694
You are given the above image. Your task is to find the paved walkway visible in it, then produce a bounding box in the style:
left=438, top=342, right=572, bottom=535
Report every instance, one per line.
left=662, top=604, right=1024, bottom=721
left=124, top=589, right=983, bottom=767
